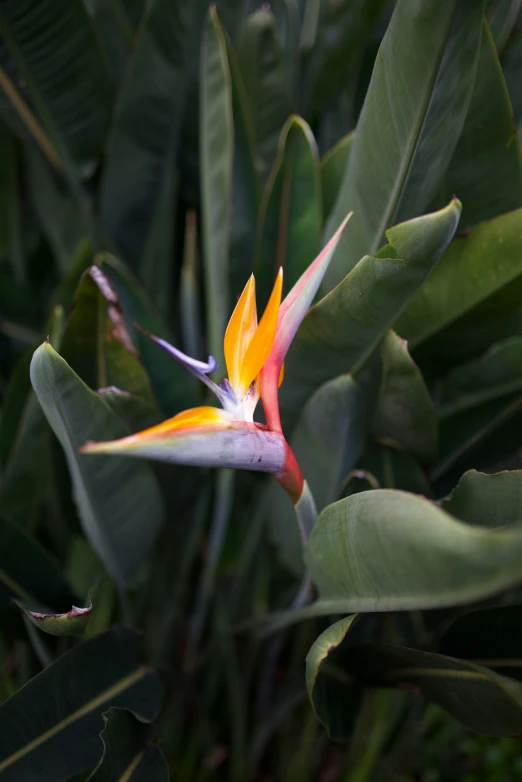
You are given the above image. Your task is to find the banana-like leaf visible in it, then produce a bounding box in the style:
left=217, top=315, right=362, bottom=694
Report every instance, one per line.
left=442, top=469, right=522, bottom=528
left=0, top=515, right=74, bottom=612
left=323, top=0, right=484, bottom=289
left=280, top=199, right=461, bottom=431
left=301, top=0, right=388, bottom=120
left=307, top=616, right=522, bottom=741
left=320, top=131, right=353, bottom=224
left=439, top=20, right=522, bottom=228
left=305, top=489, right=522, bottom=610
left=0, top=629, right=163, bottom=782
left=87, top=708, right=169, bottom=781
left=396, top=207, right=522, bottom=354
left=201, top=7, right=233, bottom=374
left=100, top=0, right=192, bottom=274
left=0, top=0, right=113, bottom=168
left=236, top=8, right=291, bottom=179
left=257, top=116, right=322, bottom=303
left=438, top=337, right=522, bottom=417
left=373, top=331, right=437, bottom=465
left=30, top=343, right=164, bottom=587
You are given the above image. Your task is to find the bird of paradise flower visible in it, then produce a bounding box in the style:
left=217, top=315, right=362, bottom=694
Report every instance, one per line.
left=81, top=214, right=352, bottom=536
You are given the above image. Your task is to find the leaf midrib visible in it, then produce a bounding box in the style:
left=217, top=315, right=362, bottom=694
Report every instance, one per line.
left=0, top=666, right=149, bottom=773
left=369, top=3, right=459, bottom=253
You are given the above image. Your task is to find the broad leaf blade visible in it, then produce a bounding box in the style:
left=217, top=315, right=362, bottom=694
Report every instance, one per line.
left=257, top=116, right=322, bottom=301
left=307, top=617, right=522, bottom=740
left=280, top=199, right=461, bottom=430
left=0, top=629, right=163, bottom=782
left=0, top=515, right=73, bottom=611
left=0, top=0, right=113, bottom=166
left=236, top=9, right=291, bottom=179
left=201, top=7, right=233, bottom=374
left=442, top=469, right=522, bottom=527
left=320, top=131, right=353, bottom=224
left=305, top=489, right=522, bottom=610
left=30, top=343, right=165, bottom=587
left=396, top=208, right=522, bottom=352
left=373, top=331, right=437, bottom=465
left=323, top=0, right=484, bottom=289
left=440, top=19, right=522, bottom=228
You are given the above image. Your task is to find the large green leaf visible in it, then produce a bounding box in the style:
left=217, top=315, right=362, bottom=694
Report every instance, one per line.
left=100, top=252, right=195, bottom=416
left=0, top=515, right=73, bottom=612
left=0, top=629, right=163, bottom=782
left=236, top=8, right=291, bottom=179
left=373, top=331, right=437, bottom=464
left=60, top=267, right=157, bottom=407
left=433, top=394, right=522, bottom=483
left=301, top=0, right=388, bottom=121
left=30, top=343, right=165, bottom=587
left=438, top=337, right=522, bottom=416
left=442, top=469, right=522, bottom=527
left=439, top=20, right=522, bottom=228
left=267, top=375, right=365, bottom=577
left=100, top=0, right=192, bottom=272
left=225, top=30, right=260, bottom=298
left=87, top=709, right=169, bottom=781
left=320, top=131, right=353, bottom=224
left=396, top=208, right=522, bottom=353
left=323, top=0, right=484, bottom=289
left=307, top=616, right=522, bottom=740
left=440, top=605, right=522, bottom=681
left=305, top=489, right=522, bottom=610
left=0, top=0, right=113, bottom=167
left=257, top=116, right=322, bottom=302
left=25, top=146, right=84, bottom=274
left=201, top=7, right=233, bottom=374
left=280, top=199, right=461, bottom=430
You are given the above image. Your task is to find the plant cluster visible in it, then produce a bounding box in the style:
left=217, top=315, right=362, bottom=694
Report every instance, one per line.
left=1, top=0, right=522, bottom=780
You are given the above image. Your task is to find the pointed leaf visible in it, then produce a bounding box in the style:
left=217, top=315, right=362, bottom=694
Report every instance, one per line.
left=281, top=199, right=461, bottom=430
left=236, top=9, right=291, bottom=179
left=323, top=0, right=484, bottom=289
left=0, top=629, right=163, bottom=782
left=0, top=515, right=74, bottom=612
left=373, top=331, right=438, bottom=464
left=0, top=0, right=113, bottom=167
left=201, top=7, right=233, bottom=374
left=100, top=0, right=192, bottom=272
left=16, top=588, right=95, bottom=638
left=257, top=116, right=322, bottom=301
left=440, top=20, right=522, bottom=228
left=396, top=208, right=522, bottom=354
left=320, top=131, right=354, bottom=224
left=308, top=616, right=522, bottom=740
left=30, top=343, right=165, bottom=587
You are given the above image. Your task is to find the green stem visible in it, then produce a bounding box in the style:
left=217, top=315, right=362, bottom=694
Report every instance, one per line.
left=185, top=468, right=234, bottom=669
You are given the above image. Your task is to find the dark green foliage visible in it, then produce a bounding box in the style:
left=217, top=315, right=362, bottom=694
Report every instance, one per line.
left=1, top=1, right=522, bottom=780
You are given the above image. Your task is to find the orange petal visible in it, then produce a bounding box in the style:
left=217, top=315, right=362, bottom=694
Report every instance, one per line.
left=239, top=268, right=283, bottom=393
left=130, top=406, right=229, bottom=438
left=224, top=275, right=257, bottom=391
